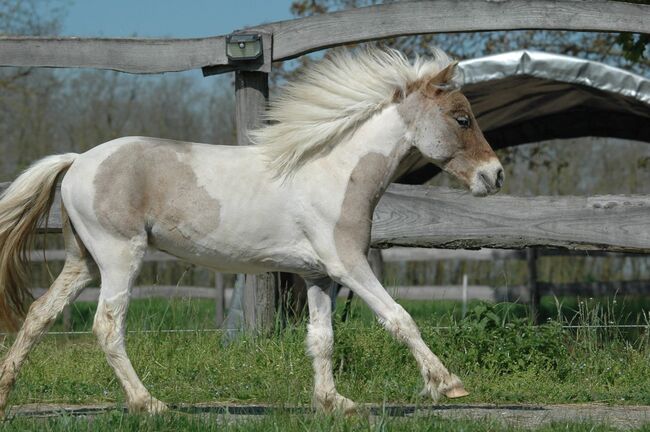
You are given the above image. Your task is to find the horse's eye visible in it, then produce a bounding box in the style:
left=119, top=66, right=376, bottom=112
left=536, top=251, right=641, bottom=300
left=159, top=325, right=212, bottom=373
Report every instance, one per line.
left=456, top=115, right=470, bottom=129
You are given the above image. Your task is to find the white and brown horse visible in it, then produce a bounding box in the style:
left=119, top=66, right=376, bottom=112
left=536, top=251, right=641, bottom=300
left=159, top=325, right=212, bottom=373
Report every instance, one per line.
left=0, top=48, right=503, bottom=414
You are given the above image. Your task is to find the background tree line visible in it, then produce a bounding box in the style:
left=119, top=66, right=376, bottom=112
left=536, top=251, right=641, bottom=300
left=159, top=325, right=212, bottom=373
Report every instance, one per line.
left=0, top=0, right=236, bottom=181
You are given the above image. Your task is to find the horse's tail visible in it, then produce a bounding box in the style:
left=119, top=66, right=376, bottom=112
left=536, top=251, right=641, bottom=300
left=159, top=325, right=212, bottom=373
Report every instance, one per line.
left=0, top=153, right=78, bottom=331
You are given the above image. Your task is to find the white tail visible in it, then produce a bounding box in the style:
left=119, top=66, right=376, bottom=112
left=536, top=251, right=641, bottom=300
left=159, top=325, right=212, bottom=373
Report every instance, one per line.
left=0, top=153, right=77, bottom=330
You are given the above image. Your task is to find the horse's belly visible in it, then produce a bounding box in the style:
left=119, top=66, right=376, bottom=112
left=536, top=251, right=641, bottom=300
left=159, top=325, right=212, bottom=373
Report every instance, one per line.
left=148, top=223, right=322, bottom=275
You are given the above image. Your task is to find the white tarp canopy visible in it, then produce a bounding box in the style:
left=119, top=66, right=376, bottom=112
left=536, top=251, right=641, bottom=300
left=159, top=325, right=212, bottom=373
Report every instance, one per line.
left=399, top=50, right=650, bottom=184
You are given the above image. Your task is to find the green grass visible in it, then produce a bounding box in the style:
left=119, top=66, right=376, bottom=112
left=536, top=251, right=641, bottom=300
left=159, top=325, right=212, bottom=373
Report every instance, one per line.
left=52, top=292, right=650, bottom=332
left=4, top=301, right=650, bottom=407
left=2, top=297, right=650, bottom=430
left=1, top=411, right=642, bottom=432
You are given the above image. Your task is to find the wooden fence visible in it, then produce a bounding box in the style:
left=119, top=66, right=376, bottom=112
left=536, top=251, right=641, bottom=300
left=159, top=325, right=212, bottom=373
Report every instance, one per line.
left=0, top=0, right=649, bottom=329
left=3, top=175, right=650, bottom=324
left=383, top=247, right=650, bottom=303
left=2, top=183, right=647, bottom=254
left=1, top=1, right=647, bottom=73
left=22, top=243, right=650, bottom=329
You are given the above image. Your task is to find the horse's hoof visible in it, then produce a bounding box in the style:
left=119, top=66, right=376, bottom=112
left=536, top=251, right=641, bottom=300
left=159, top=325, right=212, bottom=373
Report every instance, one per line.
left=444, top=387, right=470, bottom=399
left=129, top=396, right=168, bottom=414
left=146, top=398, right=168, bottom=414
left=336, top=395, right=358, bottom=415
left=314, top=392, right=358, bottom=415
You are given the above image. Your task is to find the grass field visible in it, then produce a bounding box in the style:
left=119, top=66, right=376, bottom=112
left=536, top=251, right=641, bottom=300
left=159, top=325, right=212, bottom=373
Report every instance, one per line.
left=4, top=411, right=646, bottom=432
left=2, top=296, right=650, bottom=431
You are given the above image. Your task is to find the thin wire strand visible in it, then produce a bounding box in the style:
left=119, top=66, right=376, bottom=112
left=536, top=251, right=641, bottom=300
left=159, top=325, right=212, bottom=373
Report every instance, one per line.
left=1, top=323, right=648, bottom=337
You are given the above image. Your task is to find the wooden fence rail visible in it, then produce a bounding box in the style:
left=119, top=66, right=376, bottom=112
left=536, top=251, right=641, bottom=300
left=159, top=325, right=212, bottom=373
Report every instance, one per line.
left=29, top=247, right=650, bottom=300
left=381, top=248, right=646, bottom=262
left=0, top=1, right=647, bottom=75
left=372, top=185, right=650, bottom=252
left=3, top=183, right=650, bottom=253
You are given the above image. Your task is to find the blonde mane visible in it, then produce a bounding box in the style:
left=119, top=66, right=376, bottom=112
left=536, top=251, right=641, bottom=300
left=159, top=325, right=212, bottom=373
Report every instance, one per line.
left=250, top=47, right=454, bottom=176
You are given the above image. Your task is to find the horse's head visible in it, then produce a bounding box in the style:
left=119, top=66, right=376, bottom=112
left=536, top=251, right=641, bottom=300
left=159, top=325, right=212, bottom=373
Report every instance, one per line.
left=399, top=62, right=504, bottom=196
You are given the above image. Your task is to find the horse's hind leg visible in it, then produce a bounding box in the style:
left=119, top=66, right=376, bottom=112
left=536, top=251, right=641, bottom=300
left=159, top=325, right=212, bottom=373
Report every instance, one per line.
left=305, top=278, right=356, bottom=414
left=90, top=233, right=166, bottom=414
left=0, top=216, right=96, bottom=415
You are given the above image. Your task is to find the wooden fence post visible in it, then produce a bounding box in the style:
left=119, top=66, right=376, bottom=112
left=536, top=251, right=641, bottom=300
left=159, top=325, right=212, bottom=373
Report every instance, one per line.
left=232, top=69, right=278, bottom=334
left=215, top=272, right=225, bottom=327
left=62, top=305, right=72, bottom=331
left=526, top=248, right=540, bottom=324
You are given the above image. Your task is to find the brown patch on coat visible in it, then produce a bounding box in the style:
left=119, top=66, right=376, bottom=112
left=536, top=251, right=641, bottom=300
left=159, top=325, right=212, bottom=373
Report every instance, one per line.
left=333, top=152, right=393, bottom=267
left=93, top=140, right=221, bottom=240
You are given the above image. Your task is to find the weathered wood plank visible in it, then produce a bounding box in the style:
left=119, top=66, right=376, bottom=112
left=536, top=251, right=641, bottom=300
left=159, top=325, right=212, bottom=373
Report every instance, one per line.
left=381, top=247, right=646, bottom=262
left=0, top=36, right=270, bottom=74
left=338, top=285, right=497, bottom=302
left=539, top=280, right=650, bottom=297
left=27, top=248, right=181, bottom=262
left=4, top=182, right=650, bottom=253
left=28, top=247, right=643, bottom=263
left=267, top=0, right=650, bottom=61
left=371, top=185, right=650, bottom=252
left=31, top=285, right=224, bottom=302
left=234, top=71, right=269, bottom=146
left=29, top=280, right=650, bottom=305
left=0, top=1, right=647, bottom=74
left=381, top=248, right=522, bottom=262
left=527, top=248, right=540, bottom=323
left=215, top=273, right=225, bottom=326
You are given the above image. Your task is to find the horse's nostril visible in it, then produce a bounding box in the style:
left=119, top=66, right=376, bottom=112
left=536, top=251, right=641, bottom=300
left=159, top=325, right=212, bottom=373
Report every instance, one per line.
left=496, top=168, right=504, bottom=189
left=479, top=172, right=490, bottom=188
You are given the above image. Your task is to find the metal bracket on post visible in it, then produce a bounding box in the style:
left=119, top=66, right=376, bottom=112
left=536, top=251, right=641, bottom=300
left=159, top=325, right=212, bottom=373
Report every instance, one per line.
left=202, top=31, right=272, bottom=76
left=226, top=33, right=263, bottom=62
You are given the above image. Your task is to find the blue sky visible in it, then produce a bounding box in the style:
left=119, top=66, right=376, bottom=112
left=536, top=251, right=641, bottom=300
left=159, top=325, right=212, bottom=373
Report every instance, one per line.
left=61, top=0, right=294, bottom=38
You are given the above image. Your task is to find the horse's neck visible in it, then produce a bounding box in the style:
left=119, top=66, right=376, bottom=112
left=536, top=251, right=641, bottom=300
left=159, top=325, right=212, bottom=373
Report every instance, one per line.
left=311, top=105, right=411, bottom=204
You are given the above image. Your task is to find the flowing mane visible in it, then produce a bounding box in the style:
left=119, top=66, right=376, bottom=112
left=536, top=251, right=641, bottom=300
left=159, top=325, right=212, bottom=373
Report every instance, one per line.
left=250, top=47, right=454, bottom=175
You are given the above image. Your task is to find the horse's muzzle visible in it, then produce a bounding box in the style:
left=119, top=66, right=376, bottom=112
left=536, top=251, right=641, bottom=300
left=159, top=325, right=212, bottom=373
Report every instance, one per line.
left=470, top=159, right=504, bottom=197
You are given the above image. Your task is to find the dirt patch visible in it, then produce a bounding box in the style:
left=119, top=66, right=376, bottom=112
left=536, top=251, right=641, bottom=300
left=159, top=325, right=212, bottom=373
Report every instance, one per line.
left=7, top=402, right=650, bottom=429
left=410, top=403, right=650, bottom=430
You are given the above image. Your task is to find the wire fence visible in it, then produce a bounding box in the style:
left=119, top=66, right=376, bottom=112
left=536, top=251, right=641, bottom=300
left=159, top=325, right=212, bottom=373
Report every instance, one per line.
left=1, top=323, right=648, bottom=337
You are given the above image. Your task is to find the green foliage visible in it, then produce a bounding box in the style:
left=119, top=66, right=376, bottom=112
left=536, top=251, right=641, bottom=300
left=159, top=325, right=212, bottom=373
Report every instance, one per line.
left=617, top=33, right=650, bottom=62
left=441, top=303, right=568, bottom=375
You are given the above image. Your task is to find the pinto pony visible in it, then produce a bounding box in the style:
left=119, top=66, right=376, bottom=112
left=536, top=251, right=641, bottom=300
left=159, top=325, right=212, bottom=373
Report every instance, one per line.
left=0, top=48, right=503, bottom=414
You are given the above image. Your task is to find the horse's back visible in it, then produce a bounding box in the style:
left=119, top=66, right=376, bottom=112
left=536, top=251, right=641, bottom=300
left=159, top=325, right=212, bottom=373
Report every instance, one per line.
left=60, top=137, right=315, bottom=274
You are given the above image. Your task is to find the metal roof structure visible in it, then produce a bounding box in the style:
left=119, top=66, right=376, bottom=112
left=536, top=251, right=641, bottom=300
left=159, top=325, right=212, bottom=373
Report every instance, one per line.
left=399, top=50, right=650, bottom=184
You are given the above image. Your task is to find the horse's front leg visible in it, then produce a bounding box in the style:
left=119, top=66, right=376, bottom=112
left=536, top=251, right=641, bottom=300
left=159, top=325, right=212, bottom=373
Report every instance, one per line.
left=331, top=259, right=468, bottom=401
left=304, top=278, right=357, bottom=413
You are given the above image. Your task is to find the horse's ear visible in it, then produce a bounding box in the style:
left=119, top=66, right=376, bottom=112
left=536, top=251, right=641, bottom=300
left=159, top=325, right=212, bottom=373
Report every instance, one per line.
left=422, top=61, right=459, bottom=97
